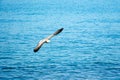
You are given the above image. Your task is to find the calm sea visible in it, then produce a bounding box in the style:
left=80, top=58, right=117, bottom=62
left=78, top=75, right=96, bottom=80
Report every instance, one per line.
left=0, top=0, right=120, bottom=80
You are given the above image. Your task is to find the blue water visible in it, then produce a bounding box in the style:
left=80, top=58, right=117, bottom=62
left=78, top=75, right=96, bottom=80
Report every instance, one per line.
left=0, top=0, right=120, bottom=80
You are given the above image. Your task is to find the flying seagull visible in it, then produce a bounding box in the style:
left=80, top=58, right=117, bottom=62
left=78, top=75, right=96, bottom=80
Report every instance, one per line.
left=33, top=28, right=64, bottom=52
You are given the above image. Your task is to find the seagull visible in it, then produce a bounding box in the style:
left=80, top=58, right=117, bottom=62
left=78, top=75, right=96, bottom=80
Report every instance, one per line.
left=33, top=28, right=64, bottom=52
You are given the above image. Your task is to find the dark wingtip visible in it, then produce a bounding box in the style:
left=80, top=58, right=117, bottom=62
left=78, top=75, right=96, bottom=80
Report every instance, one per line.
left=54, top=28, right=64, bottom=35
left=60, top=28, right=64, bottom=31
left=33, top=49, right=38, bottom=52
left=33, top=47, right=40, bottom=52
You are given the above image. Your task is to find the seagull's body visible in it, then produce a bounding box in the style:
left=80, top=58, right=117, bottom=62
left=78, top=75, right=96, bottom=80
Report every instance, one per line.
left=33, top=28, right=64, bottom=52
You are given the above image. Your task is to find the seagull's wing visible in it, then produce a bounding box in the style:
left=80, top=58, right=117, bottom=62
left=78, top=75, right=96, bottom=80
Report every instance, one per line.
left=33, top=40, right=45, bottom=52
left=47, top=28, right=64, bottom=40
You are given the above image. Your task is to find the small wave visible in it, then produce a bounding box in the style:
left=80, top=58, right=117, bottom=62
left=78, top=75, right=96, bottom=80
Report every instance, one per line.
left=1, top=66, right=16, bottom=70
left=106, top=67, right=120, bottom=71
left=0, top=57, right=13, bottom=60
left=0, top=19, right=31, bottom=23
left=94, top=62, right=119, bottom=66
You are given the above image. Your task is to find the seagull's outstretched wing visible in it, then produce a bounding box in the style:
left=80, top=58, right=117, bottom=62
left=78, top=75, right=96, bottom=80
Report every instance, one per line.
left=33, top=28, right=64, bottom=52
left=47, top=28, right=64, bottom=40
left=33, top=40, right=45, bottom=52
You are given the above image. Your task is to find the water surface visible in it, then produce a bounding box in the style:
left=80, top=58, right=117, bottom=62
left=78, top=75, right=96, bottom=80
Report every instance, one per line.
left=0, top=0, right=120, bottom=80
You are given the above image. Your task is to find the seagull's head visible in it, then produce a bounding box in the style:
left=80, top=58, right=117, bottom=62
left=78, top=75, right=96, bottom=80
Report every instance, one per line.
left=45, top=39, right=50, bottom=43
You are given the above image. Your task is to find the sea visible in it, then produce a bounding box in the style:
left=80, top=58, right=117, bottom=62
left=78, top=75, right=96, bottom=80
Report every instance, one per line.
left=0, top=0, right=120, bottom=80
